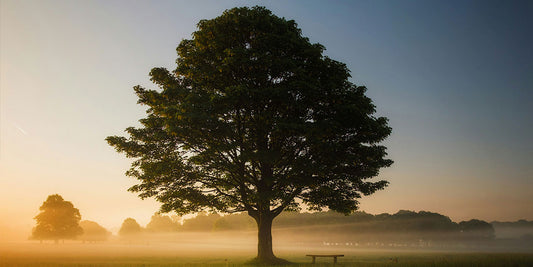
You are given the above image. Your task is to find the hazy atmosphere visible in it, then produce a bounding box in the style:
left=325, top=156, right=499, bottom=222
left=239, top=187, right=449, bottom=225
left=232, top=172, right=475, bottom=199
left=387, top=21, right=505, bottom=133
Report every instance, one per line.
left=1, top=1, right=532, bottom=265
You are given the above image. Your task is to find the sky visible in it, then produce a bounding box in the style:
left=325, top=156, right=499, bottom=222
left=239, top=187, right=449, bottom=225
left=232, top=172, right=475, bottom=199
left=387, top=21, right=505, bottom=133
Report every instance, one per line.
left=1, top=0, right=532, bottom=240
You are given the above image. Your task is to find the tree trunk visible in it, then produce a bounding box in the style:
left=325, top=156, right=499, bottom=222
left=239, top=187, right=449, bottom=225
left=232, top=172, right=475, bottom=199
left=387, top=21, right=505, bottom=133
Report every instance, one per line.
left=256, top=213, right=275, bottom=261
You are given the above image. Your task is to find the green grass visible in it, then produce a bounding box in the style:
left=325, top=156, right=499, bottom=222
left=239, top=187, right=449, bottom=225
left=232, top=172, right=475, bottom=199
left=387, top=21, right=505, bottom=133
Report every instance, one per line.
left=1, top=241, right=532, bottom=267
left=2, top=252, right=533, bottom=267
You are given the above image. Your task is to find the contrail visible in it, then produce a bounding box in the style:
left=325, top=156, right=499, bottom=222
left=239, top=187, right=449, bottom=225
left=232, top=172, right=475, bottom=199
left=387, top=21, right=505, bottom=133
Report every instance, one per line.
left=13, top=123, right=28, bottom=135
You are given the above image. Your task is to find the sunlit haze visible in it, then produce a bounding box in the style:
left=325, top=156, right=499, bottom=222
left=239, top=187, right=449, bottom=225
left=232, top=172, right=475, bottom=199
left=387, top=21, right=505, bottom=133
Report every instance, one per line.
left=1, top=0, right=532, bottom=242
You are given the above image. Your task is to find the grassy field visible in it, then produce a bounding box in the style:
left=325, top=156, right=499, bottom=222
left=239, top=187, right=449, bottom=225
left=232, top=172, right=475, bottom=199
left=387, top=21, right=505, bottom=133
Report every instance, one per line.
left=1, top=242, right=532, bottom=266
left=2, top=252, right=533, bottom=266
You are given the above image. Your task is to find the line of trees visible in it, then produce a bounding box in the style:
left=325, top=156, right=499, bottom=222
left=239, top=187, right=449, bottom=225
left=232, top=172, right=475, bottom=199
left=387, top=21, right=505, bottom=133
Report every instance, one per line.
left=491, top=220, right=533, bottom=240
left=175, top=210, right=496, bottom=240
left=31, top=194, right=531, bottom=244
left=30, top=194, right=185, bottom=242
left=114, top=210, right=500, bottom=242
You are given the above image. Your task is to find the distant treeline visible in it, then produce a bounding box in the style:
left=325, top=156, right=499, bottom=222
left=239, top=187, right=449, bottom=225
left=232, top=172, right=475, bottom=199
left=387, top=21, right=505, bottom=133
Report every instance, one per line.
left=31, top=193, right=532, bottom=245
left=179, top=210, right=496, bottom=242
left=491, top=220, right=533, bottom=239
left=118, top=210, right=533, bottom=243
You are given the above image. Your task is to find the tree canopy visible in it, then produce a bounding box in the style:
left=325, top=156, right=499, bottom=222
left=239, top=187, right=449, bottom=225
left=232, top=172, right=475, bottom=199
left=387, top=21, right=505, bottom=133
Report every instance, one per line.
left=31, top=194, right=83, bottom=242
left=459, top=219, right=495, bottom=239
left=80, top=220, right=111, bottom=242
left=119, top=218, right=142, bottom=237
left=107, top=6, right=392, bottom=262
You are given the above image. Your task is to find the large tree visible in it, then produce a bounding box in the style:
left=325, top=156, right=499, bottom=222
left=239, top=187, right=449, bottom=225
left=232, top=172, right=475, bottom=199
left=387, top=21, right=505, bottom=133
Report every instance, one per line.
left=107, top=6, right=392, bottom=263
left=31, top=194, right=83, bottom=243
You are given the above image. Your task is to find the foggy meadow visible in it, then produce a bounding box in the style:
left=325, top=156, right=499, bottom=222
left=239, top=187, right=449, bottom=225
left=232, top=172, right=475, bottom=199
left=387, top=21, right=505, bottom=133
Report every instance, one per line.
left=2, top=0, right=532, bottom=266
left=2, top=209, right=533, bottom=266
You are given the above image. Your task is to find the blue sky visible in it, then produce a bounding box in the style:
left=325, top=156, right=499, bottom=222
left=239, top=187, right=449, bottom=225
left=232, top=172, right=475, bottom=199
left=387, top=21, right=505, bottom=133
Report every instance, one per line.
left=1, top=0, right=531, bottom=238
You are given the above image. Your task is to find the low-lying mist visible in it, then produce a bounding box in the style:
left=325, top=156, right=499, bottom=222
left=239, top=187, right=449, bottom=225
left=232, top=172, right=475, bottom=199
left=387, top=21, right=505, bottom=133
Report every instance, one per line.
left=3, top=227, right=532, bottom=254
left=3, top=210, right=532, bottom=259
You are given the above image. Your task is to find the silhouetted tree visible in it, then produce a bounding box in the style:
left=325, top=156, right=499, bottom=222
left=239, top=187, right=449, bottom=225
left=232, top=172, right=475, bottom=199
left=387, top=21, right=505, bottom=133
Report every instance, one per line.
left=106, top=6, right=392, bottom=263
left=31, top=194, right=83, bottom=243
left=119, top=218, right=142, bottom=237
left=80, top=220, right=111, bottom=242
left=146, top=213, right=179, bottom=232
left=459, top=219, right=495, bottom=239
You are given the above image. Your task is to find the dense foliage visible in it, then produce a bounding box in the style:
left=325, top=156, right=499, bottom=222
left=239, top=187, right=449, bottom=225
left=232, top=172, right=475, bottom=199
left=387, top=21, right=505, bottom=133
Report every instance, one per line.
left=31, top=194, right=83, bottom=242
left=180, top=210, right=494, bottom=237
left=107, top=6, right=392, bottom=261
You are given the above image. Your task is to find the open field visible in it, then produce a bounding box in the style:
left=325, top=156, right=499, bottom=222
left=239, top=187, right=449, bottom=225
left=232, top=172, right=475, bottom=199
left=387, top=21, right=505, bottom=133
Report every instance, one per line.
left=1, top=241, right=532, bottom=267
